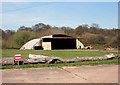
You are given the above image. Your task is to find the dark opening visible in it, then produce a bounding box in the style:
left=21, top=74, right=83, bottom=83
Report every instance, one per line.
left=34, top=46, right=43, bottom=50
left=53, top=34, right=71, bottom=37
left=43, top=38, right=52, bottom=42
left=52, top=38, right=76, bottom=49
left=87, top=47, right=90, bottom=49
left=80, top=46, right=81, bottom=49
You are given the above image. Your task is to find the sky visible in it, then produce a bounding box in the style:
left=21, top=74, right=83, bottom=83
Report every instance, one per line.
left=1, top=2, right=118, bottom=31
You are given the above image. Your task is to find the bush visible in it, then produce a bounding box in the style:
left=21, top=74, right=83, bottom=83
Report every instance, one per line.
left=110, top=35, right=120, bottom=48
left=87, top=35, right=105, bottom=44
left=13, top=31, right=35, bottom=48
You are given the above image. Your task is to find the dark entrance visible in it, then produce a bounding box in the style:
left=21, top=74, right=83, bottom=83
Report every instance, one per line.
left=34, top=46, right=43, bottom=50
left=51, top=38, right=76, bottom=49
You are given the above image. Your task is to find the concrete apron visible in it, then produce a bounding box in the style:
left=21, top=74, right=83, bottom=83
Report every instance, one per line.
left=2, top=64, right=118, bottom=83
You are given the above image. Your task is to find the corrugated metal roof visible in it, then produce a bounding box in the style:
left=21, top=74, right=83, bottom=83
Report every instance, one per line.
left=20, top=38, right=42, bottom=50
left=41, top=35, right=52, bottom=38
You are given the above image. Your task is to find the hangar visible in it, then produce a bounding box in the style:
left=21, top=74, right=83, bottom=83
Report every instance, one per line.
left=20, top=34, right=84, bottom=50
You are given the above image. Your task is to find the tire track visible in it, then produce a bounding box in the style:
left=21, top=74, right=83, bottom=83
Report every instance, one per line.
left=57, top=66, right=94, bottom=83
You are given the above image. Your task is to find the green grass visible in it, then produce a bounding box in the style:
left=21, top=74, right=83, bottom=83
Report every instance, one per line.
left=1, top=49, right=118, bottom=69
left=2, top=49, right=118, bottom=59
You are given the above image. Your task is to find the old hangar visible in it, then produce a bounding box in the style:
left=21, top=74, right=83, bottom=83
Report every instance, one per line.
left=20, top=34, right=84, bottom=50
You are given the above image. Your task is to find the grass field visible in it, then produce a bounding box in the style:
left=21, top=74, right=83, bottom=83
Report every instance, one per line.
left=2, top=49, right=118, bottom=69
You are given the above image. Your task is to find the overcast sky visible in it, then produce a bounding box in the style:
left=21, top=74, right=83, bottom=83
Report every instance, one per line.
left=1, top=2, right=118, bottom=30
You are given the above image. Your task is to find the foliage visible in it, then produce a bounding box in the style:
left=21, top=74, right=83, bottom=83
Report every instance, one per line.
left=1, top=23, right=119, bottom=49
left=13, top=31, right=35, bottom=48
left=87, top=35, right=105, bottom=44
left=1, top=30, right=15, bottom=49
left=109, top=35, right=120, bottom=48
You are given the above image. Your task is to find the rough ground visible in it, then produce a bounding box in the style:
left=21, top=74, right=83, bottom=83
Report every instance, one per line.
left=2, top=64, right=118, bottom=83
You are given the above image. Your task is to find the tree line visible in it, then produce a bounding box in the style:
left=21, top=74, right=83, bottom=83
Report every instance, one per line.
left=1, top=23, right=119, bottom=49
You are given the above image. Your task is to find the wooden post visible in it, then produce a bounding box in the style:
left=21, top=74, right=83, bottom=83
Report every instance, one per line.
left=18, top=60, right=19, bottom=65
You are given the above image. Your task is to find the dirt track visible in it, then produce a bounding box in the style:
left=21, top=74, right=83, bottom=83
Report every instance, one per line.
left=2, top=64, right=118, bottom=83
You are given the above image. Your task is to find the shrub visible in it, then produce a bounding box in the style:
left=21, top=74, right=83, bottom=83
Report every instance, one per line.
left=13, top=31, right=35, bottom=48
